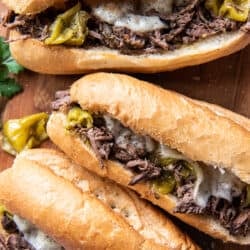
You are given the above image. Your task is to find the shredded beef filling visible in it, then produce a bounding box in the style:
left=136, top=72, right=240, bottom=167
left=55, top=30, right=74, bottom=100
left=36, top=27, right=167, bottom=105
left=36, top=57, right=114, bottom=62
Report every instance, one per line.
left=175, top=181, right=250, bottom=236
left=52, top=92, right=250, bottom=236
left=51, top=90, right=71, bottom=111
left=78, top=120, right=250, bottom=236
left=1, top=212, right=35, bottom=250
left=85, top=126, right=114, bottom=168
left=2, top=0, right=248, bottom=54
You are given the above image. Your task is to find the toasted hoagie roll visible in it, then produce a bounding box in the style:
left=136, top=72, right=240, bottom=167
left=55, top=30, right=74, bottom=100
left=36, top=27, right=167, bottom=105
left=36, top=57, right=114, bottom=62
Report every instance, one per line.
left=2, top=0, right=250, bottom=74
left=0, top=148, right=198, bottom=250
left=47, top=72, right=250, bottom=244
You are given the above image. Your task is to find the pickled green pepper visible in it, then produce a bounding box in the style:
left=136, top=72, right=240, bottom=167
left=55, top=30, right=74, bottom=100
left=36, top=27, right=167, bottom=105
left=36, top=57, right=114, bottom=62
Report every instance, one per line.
left=45, top=3, right=89, bottom=46
left=2, top=113, right=49, bottom=155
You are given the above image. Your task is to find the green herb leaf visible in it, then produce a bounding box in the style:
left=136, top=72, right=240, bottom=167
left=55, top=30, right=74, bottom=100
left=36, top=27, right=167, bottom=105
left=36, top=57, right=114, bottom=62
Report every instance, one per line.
left=0, top=37, right=10, bottom=61
left=0, top=67, right=8, bottom=80
left=0, top=78, right=23, bottom=98
left=2, top=56, right=24, bottom=74
left=0, top=37, right=24, bottom=98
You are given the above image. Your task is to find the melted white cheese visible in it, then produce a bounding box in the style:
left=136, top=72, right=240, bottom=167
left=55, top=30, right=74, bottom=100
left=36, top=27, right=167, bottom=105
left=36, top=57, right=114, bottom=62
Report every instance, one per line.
left=104, top=115, right=244, bottom=209
left=114, top=14, right=167, bottom=32
left=192, top=165, right=244, bottom=208
left=92, top=1, right=136, bottom=24
left=13, top=215, right=62, bottom=250
left=104, top=115, right=123, bottom=138
left=140, top=0, right=174, bottom=15
left=91, top=0, right=168, bottom=32
left=104, top=115, right=156, bottom=152
left=156, top=144, right=244, bottom=208
left=157, top=144, right=187, bottom=160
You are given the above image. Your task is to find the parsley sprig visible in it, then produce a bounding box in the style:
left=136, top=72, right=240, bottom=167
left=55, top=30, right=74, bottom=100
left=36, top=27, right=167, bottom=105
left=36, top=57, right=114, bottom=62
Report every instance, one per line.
left=0, top=37, right=23, bottom=98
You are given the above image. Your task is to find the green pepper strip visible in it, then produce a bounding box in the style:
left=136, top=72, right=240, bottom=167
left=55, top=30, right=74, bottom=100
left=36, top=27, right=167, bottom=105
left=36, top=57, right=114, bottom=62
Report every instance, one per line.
left=219, top=0, right=249, bottom=22
left=45, top=3, right=89, bottom=46
left=2, top=112, right=49, bottom=154
left=159, top=158, right=178, bottom=167
left=66, top=106, right=93, bottom=129
left=153, top=172, right=176, bottom=195
left=152, top=159, right=196, bottom=195
left=205, top=0, right=249, bottom=22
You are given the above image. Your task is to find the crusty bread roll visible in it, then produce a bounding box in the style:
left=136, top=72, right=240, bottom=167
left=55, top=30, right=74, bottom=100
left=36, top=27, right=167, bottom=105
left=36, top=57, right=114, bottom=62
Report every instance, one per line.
left=47, top=72, right=250, bottom=244
left=0, top=148, right=198, bottom=250
left=8, top=30, right=250, bottom=74
left=4, top=0, right=250, bottom=73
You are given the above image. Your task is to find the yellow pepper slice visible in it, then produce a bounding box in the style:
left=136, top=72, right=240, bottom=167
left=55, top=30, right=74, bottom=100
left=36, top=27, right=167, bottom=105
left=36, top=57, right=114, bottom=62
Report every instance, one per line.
left=2, top=113, right=49, bottom=155
left=205, top=0, right=249, bottom=22
left=219, top=0, right=249, bottom=22
left=66, top=106, right=93, bottom=129
left=45, top=3, right=89, bottom=46
left=153, top=173, right=176, bottom=195
left=158, top=157, right=178, bottom=166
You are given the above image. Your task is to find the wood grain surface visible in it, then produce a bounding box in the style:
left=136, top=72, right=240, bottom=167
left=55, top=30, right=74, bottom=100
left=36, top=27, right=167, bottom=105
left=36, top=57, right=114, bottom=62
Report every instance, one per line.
left=0, top=3, right=249, bottom=250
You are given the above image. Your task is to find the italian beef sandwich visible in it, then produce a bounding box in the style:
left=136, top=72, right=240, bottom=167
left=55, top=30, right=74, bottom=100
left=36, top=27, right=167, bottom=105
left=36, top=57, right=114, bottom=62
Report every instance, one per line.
left=47, top=72, right=250, bottom=244
left=1, top=0, right=250, bottom=73
left=0, top=148, right=198, bottom=250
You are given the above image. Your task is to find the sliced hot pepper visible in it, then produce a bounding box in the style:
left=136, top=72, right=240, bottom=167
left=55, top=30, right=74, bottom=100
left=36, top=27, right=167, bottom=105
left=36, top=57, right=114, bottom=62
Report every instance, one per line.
left=66, top=106, right=93, bottom=129
left=45, top=3, right=89, bottom=46
left=2, top=113, right=48, bottom=155
left=219, top=0, right=249, bottom=22
left=205, top=0, right=249, bottom=22
left=153, top=172, right=176, bottom=194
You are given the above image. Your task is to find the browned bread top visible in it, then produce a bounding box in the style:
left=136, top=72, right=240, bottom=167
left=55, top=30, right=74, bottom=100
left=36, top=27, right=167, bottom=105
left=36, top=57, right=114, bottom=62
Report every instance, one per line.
left=0, top=148, right=199, bottom=249
left=70, top=73, right=250, bottom=184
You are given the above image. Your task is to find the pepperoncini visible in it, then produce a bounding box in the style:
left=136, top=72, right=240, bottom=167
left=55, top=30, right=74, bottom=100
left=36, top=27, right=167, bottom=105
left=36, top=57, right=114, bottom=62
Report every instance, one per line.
left=205, top=0, right=249, bottom=22
left=159, top=156, right=195, bottom=176
left=2, top=113, right=49, bottom=155
left=158, top=157, right=178, bottom=167
left=219, top=0, right=249, bottom=22
left=45, top=3, right=89, bottom=46
left=66, top=106, right=93, bottom=129
left=181, top=161, right=195, bottom=178
left=153, top=172, right=176, bottom=194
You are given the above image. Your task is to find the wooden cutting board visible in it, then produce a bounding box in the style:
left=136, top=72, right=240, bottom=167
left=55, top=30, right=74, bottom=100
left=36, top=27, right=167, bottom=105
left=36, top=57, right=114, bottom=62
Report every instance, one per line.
left=0, top=3, right=249, bottom=250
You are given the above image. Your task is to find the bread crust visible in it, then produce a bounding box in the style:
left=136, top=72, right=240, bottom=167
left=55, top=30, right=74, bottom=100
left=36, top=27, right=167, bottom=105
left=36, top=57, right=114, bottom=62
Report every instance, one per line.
left=9, top=29, right=250, bottom=74
left=190, top=100, right=250, bottom=132
left=0, top=148, right=199, bottom=250
left=0, top=157, right=148, bottom=250
left=2, top=0, right=66, bottom=14
left=47, top=73, right=250, bottom=244
left=18, top=149, right=198, bottom=250
left=47, top=111, right=250, bottom=245
left=69, top=73, right=250, bottom=184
